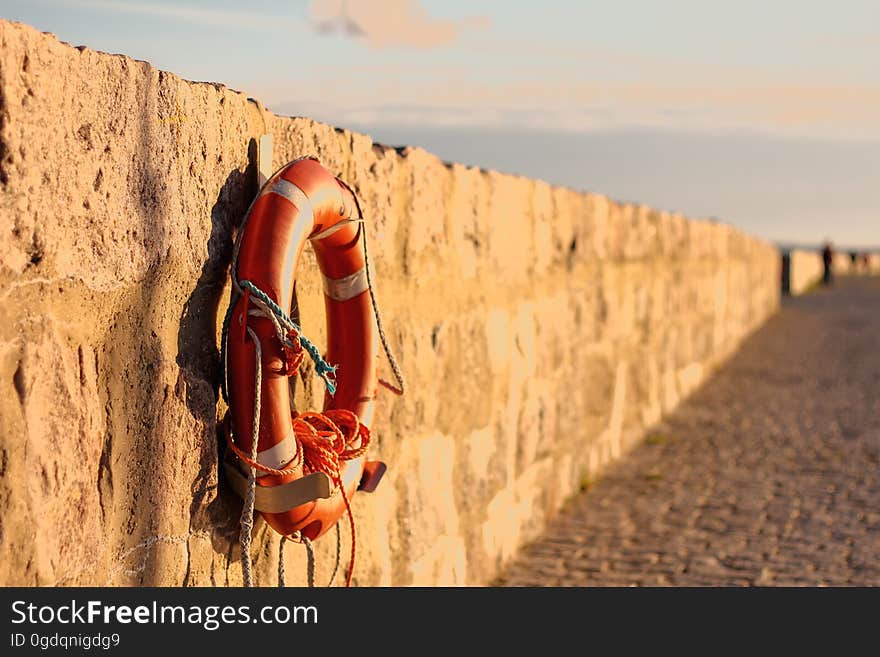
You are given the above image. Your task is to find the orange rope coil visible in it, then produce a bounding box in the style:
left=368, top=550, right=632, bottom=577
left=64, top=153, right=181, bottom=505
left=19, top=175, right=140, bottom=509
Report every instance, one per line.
left=225, top=409, right=370, bottom=480
left=225, top=408, right=369, bottom=586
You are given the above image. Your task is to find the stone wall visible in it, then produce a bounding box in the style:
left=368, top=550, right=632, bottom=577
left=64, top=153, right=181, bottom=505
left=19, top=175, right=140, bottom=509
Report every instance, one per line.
left=0, top=21, right=780, bottom=586
left=786, top=250, right=825, bottom=295
left=833, top=253, right=853, bottom=276
left=832, top=251, right=880, bottom=276
left=785, top=249, right=880, bottom=296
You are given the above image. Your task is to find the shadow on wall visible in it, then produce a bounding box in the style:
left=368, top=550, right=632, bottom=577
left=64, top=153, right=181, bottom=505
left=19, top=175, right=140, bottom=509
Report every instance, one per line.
left=94, top=78, right=175, bottom=585
left=174, top=139, right=259, bottom=580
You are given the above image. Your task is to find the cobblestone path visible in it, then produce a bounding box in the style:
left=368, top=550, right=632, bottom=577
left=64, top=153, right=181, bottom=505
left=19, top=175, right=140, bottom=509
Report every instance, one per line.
left=498, top=277, right=880, bottom=586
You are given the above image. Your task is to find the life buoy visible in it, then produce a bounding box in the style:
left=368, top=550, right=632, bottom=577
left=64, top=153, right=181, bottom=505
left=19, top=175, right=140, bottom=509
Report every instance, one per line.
left=222, top=157, right=387, bottom=548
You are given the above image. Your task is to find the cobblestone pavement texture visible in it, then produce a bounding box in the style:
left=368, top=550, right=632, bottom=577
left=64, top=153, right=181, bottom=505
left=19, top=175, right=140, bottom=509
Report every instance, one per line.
left=498, top=277, right=880, bottom=586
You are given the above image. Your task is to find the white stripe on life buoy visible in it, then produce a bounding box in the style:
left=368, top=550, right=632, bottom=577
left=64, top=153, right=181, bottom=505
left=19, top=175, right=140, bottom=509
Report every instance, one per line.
left=323, top=267, right=368, bottom=302
left=249, top=428, right=298, bottom=478
left=262, top=178, right=312, bottom=218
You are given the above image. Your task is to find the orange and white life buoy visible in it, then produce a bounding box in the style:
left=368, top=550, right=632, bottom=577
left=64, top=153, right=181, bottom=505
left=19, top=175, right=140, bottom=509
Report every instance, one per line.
left=221, top=157, right=394, bottom=584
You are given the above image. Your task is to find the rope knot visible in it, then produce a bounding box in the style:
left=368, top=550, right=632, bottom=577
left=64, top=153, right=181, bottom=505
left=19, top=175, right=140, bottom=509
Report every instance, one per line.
left=224, top=278, right=339, bottom=396
left=280, top=328, right=305, bottom=375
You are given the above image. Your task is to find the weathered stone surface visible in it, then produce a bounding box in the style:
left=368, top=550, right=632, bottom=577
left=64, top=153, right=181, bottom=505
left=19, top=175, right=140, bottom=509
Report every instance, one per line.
left=498, top=278, right=880, bottom=587
left=0, top=21, right=779, bottom=586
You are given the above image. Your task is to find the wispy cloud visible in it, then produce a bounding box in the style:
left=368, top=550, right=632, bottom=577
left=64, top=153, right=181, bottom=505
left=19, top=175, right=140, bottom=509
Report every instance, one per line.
left=309, top=0, right=489, bottom=49
left=45, top=0, right=300, bottom=31
left=268, top=81, right=880, bottom=140
left=802, top=32, right=880, bottom=49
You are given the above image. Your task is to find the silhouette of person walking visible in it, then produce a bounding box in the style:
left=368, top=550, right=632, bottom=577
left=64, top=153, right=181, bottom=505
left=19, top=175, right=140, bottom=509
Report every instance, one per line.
left=822, top=241, right=834, bottom=285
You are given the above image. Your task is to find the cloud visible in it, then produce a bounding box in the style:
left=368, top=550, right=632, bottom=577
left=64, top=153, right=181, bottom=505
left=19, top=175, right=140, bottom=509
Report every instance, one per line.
left=51, top=0, right=298, bottom=31
left=267, top=80, right=880, bottom=141
left=309, top=0, right=489, bottom=49
left=803, top=32, right=880, bottom=49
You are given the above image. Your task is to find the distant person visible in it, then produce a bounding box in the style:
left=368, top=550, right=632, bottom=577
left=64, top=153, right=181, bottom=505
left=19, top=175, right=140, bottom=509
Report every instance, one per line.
left=821, top=241, right=834, bottom=285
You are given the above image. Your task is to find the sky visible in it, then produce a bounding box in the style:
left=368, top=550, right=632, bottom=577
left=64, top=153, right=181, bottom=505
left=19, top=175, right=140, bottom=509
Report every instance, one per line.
left=2, top=0, right=878, bottom=248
